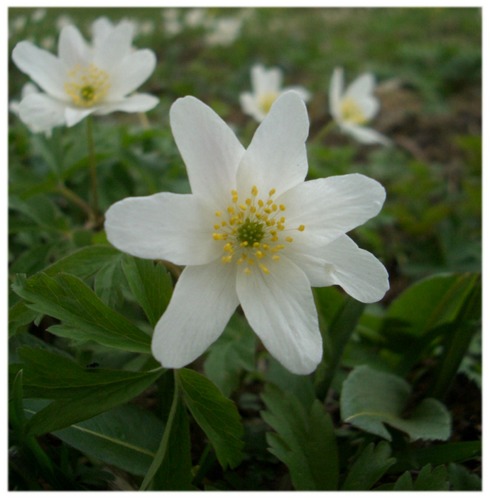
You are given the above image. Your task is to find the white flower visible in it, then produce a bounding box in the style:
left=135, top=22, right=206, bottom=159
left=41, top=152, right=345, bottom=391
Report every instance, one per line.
left=329, top=67, right=391, bottom=146
left=9, top=83, right=53, bottom=136
left=105, top=92, right=389, bottom=375
left=11, top=18, right=158, bottom=131
left=240, top=64, right=311, bottom=123
left=205, top=16, right=242, bottom=46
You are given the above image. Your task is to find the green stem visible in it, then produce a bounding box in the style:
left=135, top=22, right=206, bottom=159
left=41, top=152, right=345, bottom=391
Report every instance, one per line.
left=56, top=183, right=95, bottom=222
left=140, top=370, right=180, bottom=491
left=315, top=296, right=365, bottom=403
left=85, top=116, right=99, bottom=219
left=312, top=120, right=337, bottom=143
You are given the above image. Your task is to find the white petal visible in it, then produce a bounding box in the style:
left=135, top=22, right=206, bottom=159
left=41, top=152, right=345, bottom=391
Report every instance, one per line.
left=152, top=261, right=239, bottom=368
left=345, top=72, right=376, bottom=100
left=104, top=192, right=218, bottom=266
left=58, top=25, right=90, bottom=67
left=12, top=41, right=66, bottom=100
left=329, top=67, right=343, bottom=120
left=284, top=86, right=311, bottom=103
left=108, top=49, right=156, bottom=99
left=170, top=96, right=245, bottom=207
left=318, top=235, right=389, bottom=303
left=18, top=92, right=66, bottom=133
left=236, top=256, right=322, bottom=375
left=93, top=21, right=134, bottom=71
left=356, top=95, right=380, bottom=121
left=240, top=92, right=265, bottom=122
left=64, top=107, right=94, bottom=127
left=341, top=123, right=391, bottom=146
left=278, top=173, right=386, bottom=247
left=96, top=93, right=158, bottom=114
left=252, top=64, right=282, bottom=94
left=92, top=17, right=115, bottom=46
left=237, top=91, right=309, bottom=197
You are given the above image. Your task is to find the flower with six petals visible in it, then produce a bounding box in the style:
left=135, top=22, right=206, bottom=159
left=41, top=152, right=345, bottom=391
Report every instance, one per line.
left=329, top=67, right=390, bottom=146
left=240, top=64, right=310, bottom=122
left=105, top=91, right=389, bottom=375
left=11, top=17, right=158, bottom=133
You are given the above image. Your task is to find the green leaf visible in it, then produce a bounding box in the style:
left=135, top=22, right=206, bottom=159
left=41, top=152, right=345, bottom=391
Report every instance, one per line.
left=261, top=384, right=339, bottom=490
left=393, top=464, right=449, bottom=491
left=429, top=273, right=481, bottom=398
left=447, top=463, right=481, bottom=491
left=9, top=368, right=26, bottom=433
left=24, top=400, right=164, bottom=477
left=390, top=441, right=481, bottom=474
left=12, top=272, right=151, bottom=353
left=121, top=255, right=173, bottom=328
left=94, top=253, right=126, bottom=308
left=342, top=441, right=396, bottom=490
left=18, top=347, right=164, bottom=436
left=9, top=300, right=38, bottom=338
left=177, top=368, right=244, bottom=469
left=204, top=315, right=256, bottom=396
left=40, top=245, right=121, bottom=279
left=315, top=295, right=365, bottom=400
left=384, top=273, right=477, bottom=337
left=340, top=366, right=451, bottom=441
left=141, top=372, right=193, bottom=490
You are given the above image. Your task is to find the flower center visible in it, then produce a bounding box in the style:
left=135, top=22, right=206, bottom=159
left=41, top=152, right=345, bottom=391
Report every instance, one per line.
left=258, top=92, right=279, bottom=115
left=340, top=97, right=367, bottom=125
left=64, top=64, right=110, bottom=107
left=237, top=218, right=265, bottom=246
left=212, top=185, right=305, bottom=275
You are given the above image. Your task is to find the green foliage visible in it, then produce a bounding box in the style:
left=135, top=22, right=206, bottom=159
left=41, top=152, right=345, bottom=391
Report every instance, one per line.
left=341, top=441, right=396, bottom=490
left=24, top=400, right=164, bottom=477
left=393, top=464, right=449, bottom=491
left=15, top=347, right=164, bottom=436
left=121, top=256, right=173, bottom=328
left=340, top=365, right=451, bottom=441
left=203, top=314, right=256, bottom=396
left=8, top=6, right=481, bottom=492
left=13, top=273, right=151, bottom=353
left=261, top=384, right=339, bottom=490
left=178, top=368, right=244, bottom=469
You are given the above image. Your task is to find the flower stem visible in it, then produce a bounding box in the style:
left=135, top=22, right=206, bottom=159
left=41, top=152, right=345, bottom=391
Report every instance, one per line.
left=85, top=116, right=99, bottom=220
left=138, top=112, right=150, bottom=129
left=315, top=296, right=365, bottom=403
left=140, top=370, right=180, bottom=491
left=312, top=120, right=336, bottom=143
left=56, top=183, right=95, bottom=222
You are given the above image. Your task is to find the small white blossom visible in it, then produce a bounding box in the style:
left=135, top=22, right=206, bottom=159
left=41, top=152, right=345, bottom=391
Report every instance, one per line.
left=205, top=16, right=242, bottom=46
left=329, top=67, right=391, bottom=146
left=31, top=9, right=47, bottom=23
left=105, top=92, right=389, bottom=375
left=12, top=17, right=158, bottom=131
left=240, top=64, right=310, bottom=122
left=9, top=83, right=53, bottom=136
left=162, top=9, right=182, bottom=36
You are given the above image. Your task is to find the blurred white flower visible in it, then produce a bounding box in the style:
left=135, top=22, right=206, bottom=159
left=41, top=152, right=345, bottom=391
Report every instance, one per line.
left=9, top=83, right=53, bottom=136
left=11, top=18, right=158, bottom=131
left=184, top=8, right=207, bottom=29
left=137, top=20, right=155, bottom=36
left=205, top=16, right=242, bottom=46
left=11, top=16, right=27, bottom=34
left=40, top=36, right=55, bottom=51
left=240, top=64, right=311, bottom=122
left=31, top=8, right=47, bottom=23
left=105, top=92, right=388, bottom=375
left=56, top=14, right=73, bottom=31
left=161, top=9, right=182, bottom=36
left=329, top=67, right=391, bottom=146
